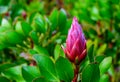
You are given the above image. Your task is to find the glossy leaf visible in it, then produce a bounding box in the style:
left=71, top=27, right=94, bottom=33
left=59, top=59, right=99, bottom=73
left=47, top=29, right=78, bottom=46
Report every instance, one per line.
left=58, top=9, right=67, bottom=31
left=49, top=8, right=58, bottom=31
left=5, top=31, right=23, bottom=45
left=0, top=63, right=16, bottom=73
left=29, top=31, right=38, bottom=44
left=62, top=19, right=72, bottom=34
left=99, top=74, right=109, bottom=82
left=0, top=76, right=10, bottom=82
left=2, top=65, right=25, bottom=82
left=33, top=45, right=49, bottom=56
left=82, top=64, right=100, bottom=82
left=35, top=17, right=45, bottom=33
left=33, top=77, right=47, bottom=82
left=88, top=44, right=94, bottom=63
left=95, top=56, right=105, bottom=64
left=90, top=6, right=101, bottom=21
left=86, top=39, right=93, bottom=50
left=15, top=21, right=24, bottom=35
left=34, top=54, right=60, bottom=82
left=21, top=22, right=32, bottom=36
left=54, top=44, right=65, bottom=60
left=99, top=57, right=112, bottom=75
left=97, top=44, right=107, bottom=55
left=22, top=66, right=41, bottom=82
left=55, top=57, right=74, bottom=82
left=1, top=18, right=11, bottom=28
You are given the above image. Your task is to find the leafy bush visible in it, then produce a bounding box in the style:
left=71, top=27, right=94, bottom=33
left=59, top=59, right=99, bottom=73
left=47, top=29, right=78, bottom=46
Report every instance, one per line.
left=0, top=0, right=120, bottom=82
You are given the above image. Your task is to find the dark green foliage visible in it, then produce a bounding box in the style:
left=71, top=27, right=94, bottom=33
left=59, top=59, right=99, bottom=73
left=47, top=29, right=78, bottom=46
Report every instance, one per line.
left=0, top=0, right=119, bottom=82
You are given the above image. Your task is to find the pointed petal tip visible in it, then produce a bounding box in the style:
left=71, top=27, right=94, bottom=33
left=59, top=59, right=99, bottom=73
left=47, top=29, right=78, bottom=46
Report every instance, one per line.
left=73, top=17, right=78, bottom=22
left=78, top=49, right=87, bottom=62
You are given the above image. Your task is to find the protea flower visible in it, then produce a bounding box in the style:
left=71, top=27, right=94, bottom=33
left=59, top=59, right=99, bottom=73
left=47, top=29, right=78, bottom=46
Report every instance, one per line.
left=62, top=17, right=86, bottom=65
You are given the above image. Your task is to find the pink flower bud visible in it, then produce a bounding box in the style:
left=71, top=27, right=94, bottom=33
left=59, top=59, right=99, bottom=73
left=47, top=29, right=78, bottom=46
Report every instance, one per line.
left=62, top=17, right=87, bottom=64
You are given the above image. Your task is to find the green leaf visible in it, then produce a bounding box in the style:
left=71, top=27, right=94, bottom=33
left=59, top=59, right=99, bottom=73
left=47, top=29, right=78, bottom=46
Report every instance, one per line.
left=5, top=31, right=23, bottom=45
left=90, top=6, right=101, bottom=21
left=1, top=18, right=11, bottom=28
left=49, top=8, right=58, bottom=31
left=89, top=28, right=97, bottom=39
left=99, top=74, right=109, bottom=82
left=88, top=44, right=94, bottom=63
left=82, top=64, right=100, bottom=82
left=34, top=54, right=60, bottom=82
left=0, top=34, right=8, bottom=48
left=108, top=66, right=115, bottom=77
left=35, top=16, right=45, bottom=33
left=97, top=44, right=107, bottom=55
left=29, top=31, right=39, bottom=44
left=0, top=63, right=16, bottom=73
left=33, top=45, right=49, bottom=56
left=22, top=66, right=41, bottom=82
left=99, top=7, right=111, bottom=20
left=99, top=57, right=112, bottom=75
left=58, top=9, right=67, bottom=31
left=55, top=57, right=74, bottom=82
left=0, top=44, right=5, bottom=50
left=93, top=38, right=98, bottom=56
left=2, top=65, right=25, bottom=82
left=21, top=22, right=32, bottom=36
left=86, top=39, right=93, bottom=50
left=33, top=77, right=47, bottom=82
left=29, top=12, right=36, bottom=24
left=6, top=31, right=23, bottom=44
left=28, top=49, right=38, bottom=55
left=26, top=1, right=44, bottom=13
left=62, top=19, right=72, bottom=34
left=0, top=76, right=10, bottom=82
left=95, top=56, right=105, bottom=64
left=0, top=15, right=2, bottom=25
left=0, top=60, right=27, bottom=73
left=15, top=21, right=24, bottom=35
left=54, top=44, right=65, bottom=60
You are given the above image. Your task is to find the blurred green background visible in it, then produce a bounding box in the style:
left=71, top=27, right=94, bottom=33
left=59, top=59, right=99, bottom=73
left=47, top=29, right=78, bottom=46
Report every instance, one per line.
left=0, top=0, right=120, bottom=82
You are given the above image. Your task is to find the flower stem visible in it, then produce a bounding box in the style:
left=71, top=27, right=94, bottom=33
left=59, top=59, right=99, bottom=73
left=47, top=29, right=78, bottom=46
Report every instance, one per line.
left=72, top=65, right=79, bottom=82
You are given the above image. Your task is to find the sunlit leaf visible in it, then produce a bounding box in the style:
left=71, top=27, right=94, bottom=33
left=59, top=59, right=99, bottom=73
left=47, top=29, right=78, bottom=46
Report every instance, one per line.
left=99, top=57, right=112, bottom=75
left=55, top=57, right=74, bottom=82
left=34, top=54, right=60, bottom=82
left=22, top=66, right=40, bottom=82
left=82, top=64, right=100, bottom=82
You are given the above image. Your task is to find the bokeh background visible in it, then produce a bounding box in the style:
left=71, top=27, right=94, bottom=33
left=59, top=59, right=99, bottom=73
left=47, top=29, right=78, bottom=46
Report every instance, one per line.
left=0, top=0, right=120, bottom=82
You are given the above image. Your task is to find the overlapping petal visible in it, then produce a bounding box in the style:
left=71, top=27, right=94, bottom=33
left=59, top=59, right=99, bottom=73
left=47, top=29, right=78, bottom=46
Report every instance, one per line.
left=62, top=17, right=87, bottom=64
